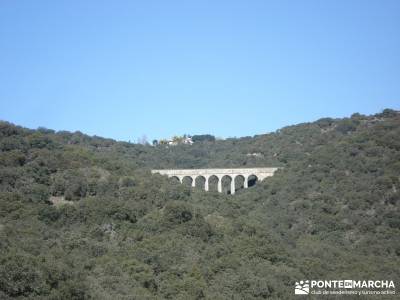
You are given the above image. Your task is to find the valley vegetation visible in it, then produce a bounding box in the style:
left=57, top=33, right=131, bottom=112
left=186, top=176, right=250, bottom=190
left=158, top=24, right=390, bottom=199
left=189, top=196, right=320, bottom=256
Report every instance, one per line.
left=0, top=109, right=399, bottom=299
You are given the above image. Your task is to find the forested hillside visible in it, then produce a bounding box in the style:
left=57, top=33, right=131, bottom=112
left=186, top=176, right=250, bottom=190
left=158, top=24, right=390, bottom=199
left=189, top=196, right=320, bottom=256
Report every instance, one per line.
left=0, top=109, right=399, bottom=299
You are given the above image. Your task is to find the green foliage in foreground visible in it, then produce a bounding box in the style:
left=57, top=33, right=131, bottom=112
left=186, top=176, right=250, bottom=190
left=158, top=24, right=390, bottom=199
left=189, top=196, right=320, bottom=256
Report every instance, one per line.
left=0, top=109, right=399, bottom=299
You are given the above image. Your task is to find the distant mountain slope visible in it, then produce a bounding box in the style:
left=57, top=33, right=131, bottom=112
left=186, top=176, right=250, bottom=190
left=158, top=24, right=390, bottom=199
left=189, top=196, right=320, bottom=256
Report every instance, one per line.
left=0, top=109, right=399, bottom=299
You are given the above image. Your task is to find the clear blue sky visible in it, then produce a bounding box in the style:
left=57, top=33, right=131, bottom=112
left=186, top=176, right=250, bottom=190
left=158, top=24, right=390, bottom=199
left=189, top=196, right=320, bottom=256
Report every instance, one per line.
left=1, top=0, right=399, bottom=142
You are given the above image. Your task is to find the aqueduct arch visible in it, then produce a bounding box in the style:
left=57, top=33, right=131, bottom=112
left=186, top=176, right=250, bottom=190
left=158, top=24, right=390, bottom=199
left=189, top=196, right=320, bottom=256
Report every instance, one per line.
left=151, top=168, right=278, bottom=194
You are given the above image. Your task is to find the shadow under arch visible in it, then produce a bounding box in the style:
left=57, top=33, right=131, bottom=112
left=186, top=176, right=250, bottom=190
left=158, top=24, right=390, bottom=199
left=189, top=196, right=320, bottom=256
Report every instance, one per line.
left=208, top=175, right=219, bottom=192
left=234, top=175, right=245, bottom=192
left=221, top=175, right=233, bottom=194
left=247, top=174, right=258, bottom=187
left=170, top=176, right=180, bottom=183
left=182, top=176, right=193, bottom=186
left=195, top=175, right=206, bottom=190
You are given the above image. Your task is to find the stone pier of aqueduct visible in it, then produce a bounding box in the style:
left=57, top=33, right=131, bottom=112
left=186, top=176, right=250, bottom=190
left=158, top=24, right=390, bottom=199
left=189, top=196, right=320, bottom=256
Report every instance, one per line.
left=151, top=168, right=278, bottom=194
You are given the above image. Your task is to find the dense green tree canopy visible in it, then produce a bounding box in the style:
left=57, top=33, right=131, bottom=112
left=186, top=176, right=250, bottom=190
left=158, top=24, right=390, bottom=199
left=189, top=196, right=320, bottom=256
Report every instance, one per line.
left=0, top=110, right=399, bottom=299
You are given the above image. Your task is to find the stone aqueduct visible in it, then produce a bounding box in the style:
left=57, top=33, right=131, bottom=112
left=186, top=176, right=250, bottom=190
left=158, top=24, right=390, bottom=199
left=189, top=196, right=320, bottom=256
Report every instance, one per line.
left=151, top=168, right=278, bottom=194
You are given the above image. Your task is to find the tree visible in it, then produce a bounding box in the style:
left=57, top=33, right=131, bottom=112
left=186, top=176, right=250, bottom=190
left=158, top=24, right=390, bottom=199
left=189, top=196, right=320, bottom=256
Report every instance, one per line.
left=192, top=134, right=216, bottom=142
left=137, top=135, right=149, bottom=145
